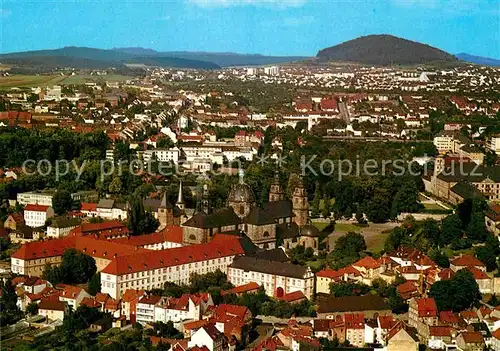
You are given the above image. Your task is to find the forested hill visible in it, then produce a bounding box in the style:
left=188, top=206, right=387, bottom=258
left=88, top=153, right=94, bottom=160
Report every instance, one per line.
left=0, top=47, right=221, bottom=70
left=317, top=34, right=458, bottom=66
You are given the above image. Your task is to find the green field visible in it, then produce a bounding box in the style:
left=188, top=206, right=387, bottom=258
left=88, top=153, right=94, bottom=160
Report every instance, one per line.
left=0, top=74, right=133, bottom=89
left=0, top=75, right=66, bottom=88
left=423, top=202, right=447, bottom=210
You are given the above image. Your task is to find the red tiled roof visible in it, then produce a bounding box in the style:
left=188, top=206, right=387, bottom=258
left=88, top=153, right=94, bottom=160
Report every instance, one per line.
left=25, top=204, right=50, bottom=212
left=70, top=220, right=129, bottom=238
left=438, top=268, right=455, bottom=280
left=277, top=290, right=306, bottom=303
left=492, top=328, right=500, bottom=341
left=122, top=289, right=145, bottom=303
left=81, top=203, right=97, bottom=211
left=39, top=299, right=66, bottom=311
left=221, top=282, right=260, bottom=296
left=353, top=256, right=381, bottom=269
left=316, top=266, right=360, bottom=279
left=467, top=266, right=489, bottom=280
left=80, top=297, right=102, bottom=308
left=11, top=235, right=147, bottom=261
left=415, top=297, right=438, bottom=318
left=184, top=319, right=209, bottom=330
left=429, top=326, right=454, bottom=337
left=378, top=315, right=396, bottom=330
left=138, top=294, right=162, bottom=305
left=101, top=237, right=245, bottom=276
left=345, top=313, right=364, bottom=329
left=460, top=331, right=484, bottom=344
left=451, top=255, right=485, bottom=268
left=60, top=285, right=85, bottom=299
left=439, top=311, right=459, bottom=325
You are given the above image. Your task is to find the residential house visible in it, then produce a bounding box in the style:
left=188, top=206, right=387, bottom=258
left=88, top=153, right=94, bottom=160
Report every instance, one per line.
left=59, top=285, right=91, bottom=310
left=24, top=204, right=55, bottom=228
left=387, top=322, right=419, bottom=351
left=456, top=331, right=485, bottom=351
left=227, top=256, right=315, bottom=299
left=121, top=289, right=145, bottom=323
left=450, top=255, right=486, bottom=272
left=408, top=297, right=438, bottom=339
left=46, top=217, right=81, bottom=238
left=187, top=323, right=228, bottom=351
left=136, top=294, right=162, bottom=325
left=38, top=299, right=68, bottom=321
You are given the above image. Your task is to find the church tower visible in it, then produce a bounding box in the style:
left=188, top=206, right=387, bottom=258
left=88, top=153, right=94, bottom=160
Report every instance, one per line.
left=158, top=191, right=174, bottom=227
left=292, top=176, right=309, bottom=227
left=269, top=170, right=284, bottom=202
left=176, top=180, right=185, bottom=211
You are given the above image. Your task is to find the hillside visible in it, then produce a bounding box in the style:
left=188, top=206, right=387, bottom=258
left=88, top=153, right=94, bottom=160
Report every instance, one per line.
left=317, top=34, right=458, bottom=66
left=456, top=53, right=500, bottom=67
left=0, top=47, right=220, bottom=70
left=112, top=48, right=308, bottom=67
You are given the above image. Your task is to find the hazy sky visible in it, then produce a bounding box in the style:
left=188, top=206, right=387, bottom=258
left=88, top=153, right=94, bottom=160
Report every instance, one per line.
left=1, top=0, right=499, bottom=58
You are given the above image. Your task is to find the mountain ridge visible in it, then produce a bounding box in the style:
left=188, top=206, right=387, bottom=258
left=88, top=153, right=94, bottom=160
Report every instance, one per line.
left=317, top=34, right=458, bottom=66
left=455, top=53, right=500, bottom=67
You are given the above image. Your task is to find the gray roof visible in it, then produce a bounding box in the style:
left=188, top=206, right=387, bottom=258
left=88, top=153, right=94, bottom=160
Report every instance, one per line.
left=97, top=199, right=114, bottom=209
left=229, top=256, right=308, bottom=279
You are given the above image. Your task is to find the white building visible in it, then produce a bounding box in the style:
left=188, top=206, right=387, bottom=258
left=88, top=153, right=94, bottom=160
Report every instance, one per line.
left=488, top=136, right=500, bottom=155
left=136, top=295, right=162, bottom=325
left=100, top=237, right=246, bottom=299
left=227, top=256, right=315, bottom=299
left=46, top=217, right=81, bottom=238
left=433, top=134, right=455, bottom=154
left=143, top=147, right=180, bottom=164
left=187, top=324, right=227, bottom=351
left=24, top=204, right=54, bottom=228
left=17, top=191, right=54, bottom=206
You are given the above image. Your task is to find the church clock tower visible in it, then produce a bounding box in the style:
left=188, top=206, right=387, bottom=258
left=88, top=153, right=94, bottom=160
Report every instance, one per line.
left=292, top=176, right=309, bottom=227
left=269, top=170, right=285, bottom=202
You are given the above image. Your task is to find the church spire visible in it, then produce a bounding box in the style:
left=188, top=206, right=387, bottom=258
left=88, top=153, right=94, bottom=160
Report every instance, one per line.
left=176, top=180, right=185, bottom=211
left=269, top=169, right=284, bottom=202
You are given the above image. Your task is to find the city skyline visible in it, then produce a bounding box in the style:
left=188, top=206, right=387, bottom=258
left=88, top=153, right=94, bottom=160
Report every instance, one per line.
left=1, top=0, right=499, bottom=59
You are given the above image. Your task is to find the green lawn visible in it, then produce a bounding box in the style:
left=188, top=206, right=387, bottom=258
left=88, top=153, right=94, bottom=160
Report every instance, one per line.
left=423, top=202, right=446, bottom=210
left=312, top=221, right=329, bottom=232
left=0, top=75, right=65, bottom=88
left=334, top=223, right=361, bottom=232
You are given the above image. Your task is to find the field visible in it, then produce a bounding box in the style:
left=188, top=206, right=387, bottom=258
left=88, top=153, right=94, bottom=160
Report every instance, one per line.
left=313, top=221, right=397, bottom=253
left=0, top=75, right=66, bottom=88
left=0, top=74, right=133, bottom=89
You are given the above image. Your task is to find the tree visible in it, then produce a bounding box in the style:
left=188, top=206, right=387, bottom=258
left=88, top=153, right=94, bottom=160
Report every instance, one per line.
left=311, top=182, right=321, bottom=218
left=429, top=249, right=450, bottom=268
left=0, top=278, right=22, bottom=326
left=364, top=190, right=391, bottom=223
left=466, top=213, right=488, bottom=242
left=26, top=302, right=39, bottom=316
left=328, top=232, right=367, bottom=269
left=88, top=273, right=101, bottom=295
left=43, top=249, right=96, bottom=285
left=52, top=189, right=74, bottom=215
left=128, top=194, right=160, bottom=235
left=441, top=214, right=463, bottom=244
left=152, top=321, right=183, bottom=339
left=430, top=268, right=480, bottom=312
left=390, top=180, right=422, bottom=218
left=420, top=218, right=442, bottom=247
left=157, top=136, right=174, bottom=149
left=475, top=237, right=499, bottom=271
left=330, top=281, right=370, bottom=297
left=108, top=176, right=123, bottom=194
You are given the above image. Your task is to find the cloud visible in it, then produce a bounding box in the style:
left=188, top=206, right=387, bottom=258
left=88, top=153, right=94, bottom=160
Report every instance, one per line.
left=187, top=0, right=308, bottom=8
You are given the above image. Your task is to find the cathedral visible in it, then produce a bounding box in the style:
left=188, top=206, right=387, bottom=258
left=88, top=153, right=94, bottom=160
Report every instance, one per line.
left=181, top=171, right=320, bottom=253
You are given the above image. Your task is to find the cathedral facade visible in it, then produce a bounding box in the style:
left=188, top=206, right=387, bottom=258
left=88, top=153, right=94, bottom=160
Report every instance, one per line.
left=181, top=171, right=319, bottom=252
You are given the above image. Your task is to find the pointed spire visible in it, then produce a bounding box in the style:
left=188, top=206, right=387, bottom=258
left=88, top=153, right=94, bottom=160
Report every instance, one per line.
left=160, top=190, right=168, bottom=208
left=176, top=180, right=185, bottom=210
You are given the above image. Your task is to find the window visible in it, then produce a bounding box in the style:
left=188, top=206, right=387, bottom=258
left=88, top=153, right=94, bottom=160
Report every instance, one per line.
left=239, top=205, right=245, bottom=215
left=263, top=231, right=269, bottom=237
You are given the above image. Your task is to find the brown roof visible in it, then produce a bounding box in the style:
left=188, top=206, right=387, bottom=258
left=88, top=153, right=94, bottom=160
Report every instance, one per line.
left=460, top=331, right=484, bottom=344
left=38, top=299, right=66, bottom=311
left=317, top=294, right=390, bottom=314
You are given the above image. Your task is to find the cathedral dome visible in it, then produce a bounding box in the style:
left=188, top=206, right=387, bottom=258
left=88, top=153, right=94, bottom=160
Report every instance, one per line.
left=300, top=224, right=320, bottom=237
left=228, top=183, right=255, bottom=203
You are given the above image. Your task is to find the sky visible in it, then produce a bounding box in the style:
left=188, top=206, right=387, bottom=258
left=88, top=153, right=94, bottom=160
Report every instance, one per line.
left=1, top=0, right=499, bottom=59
